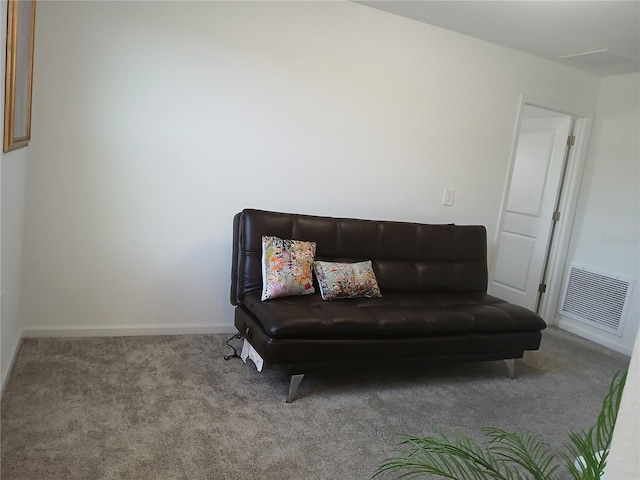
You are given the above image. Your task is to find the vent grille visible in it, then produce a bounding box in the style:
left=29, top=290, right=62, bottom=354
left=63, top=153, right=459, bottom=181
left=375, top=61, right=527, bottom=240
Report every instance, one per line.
left=560, top=265, right=634, bottom=336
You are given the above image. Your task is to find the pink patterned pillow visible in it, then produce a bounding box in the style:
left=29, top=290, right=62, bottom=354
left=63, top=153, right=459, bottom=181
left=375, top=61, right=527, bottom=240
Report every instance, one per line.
left=261, top=236, right=316, bottom=301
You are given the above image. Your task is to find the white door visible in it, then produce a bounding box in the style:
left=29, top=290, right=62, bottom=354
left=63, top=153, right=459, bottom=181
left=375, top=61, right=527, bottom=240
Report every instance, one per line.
left=490, top=115, right=573, bottom=312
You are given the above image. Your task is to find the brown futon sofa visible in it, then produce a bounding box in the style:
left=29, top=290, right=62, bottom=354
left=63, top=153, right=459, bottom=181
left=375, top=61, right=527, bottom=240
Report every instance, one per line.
left=230, top=209, right=546, bottom=402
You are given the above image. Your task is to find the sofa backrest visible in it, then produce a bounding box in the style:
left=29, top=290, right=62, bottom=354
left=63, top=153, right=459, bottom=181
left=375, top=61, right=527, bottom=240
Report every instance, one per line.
left=230, top=209, right=488, bottom=305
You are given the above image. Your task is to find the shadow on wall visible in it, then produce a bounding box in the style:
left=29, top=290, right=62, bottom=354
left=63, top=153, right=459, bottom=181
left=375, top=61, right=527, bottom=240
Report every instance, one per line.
left=154, top=237, right=235, bottom=329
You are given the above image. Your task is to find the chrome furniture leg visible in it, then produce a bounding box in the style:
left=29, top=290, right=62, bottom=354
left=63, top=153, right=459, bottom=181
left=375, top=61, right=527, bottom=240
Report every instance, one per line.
left=505, top=359, right=515, bottom=379
left=286, top=374, right=305, bottom=403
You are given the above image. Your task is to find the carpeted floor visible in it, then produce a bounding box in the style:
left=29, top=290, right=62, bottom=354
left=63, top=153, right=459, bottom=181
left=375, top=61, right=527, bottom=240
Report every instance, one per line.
left=0, top=326, right=630, bottom=480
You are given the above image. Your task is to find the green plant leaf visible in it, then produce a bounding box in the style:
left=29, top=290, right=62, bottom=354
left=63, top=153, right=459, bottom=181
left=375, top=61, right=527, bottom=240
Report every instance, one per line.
left=375, top=371, right=627, bottom=480
left=484, top=428, right=559, bottom=480
left=562, top=371, right=627, bottom=480
left=375, top=432, right=516, bottom=480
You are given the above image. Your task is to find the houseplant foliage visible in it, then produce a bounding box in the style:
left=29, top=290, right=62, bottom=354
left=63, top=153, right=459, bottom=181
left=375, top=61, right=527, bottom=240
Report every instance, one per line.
left=375, top=372, right=626, bottom=480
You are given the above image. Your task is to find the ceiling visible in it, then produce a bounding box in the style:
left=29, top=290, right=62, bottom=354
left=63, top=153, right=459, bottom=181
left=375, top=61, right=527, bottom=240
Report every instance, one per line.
left=355, top=1, right=640, bottom=76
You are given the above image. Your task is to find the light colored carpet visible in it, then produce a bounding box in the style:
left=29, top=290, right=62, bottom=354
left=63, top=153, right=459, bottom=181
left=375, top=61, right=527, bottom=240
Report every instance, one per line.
left=0, top=327, right=629, bottom=480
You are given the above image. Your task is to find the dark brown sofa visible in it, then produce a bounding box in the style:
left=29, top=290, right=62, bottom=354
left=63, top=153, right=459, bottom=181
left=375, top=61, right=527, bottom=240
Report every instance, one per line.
left=230, top=209, right=546, bottom=402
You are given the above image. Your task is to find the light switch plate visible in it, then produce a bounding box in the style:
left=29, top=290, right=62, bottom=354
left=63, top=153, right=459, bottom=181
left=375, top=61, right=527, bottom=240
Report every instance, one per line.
left=443, top=188, right=455, bottom=206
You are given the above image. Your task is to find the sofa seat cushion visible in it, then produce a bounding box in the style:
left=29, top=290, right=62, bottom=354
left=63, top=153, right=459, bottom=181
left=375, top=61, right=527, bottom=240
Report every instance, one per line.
left=240, top=291, right=547, bottom=340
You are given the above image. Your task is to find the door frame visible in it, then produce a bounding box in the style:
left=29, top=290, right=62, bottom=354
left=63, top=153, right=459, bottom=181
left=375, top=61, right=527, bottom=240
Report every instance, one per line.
left=490, top=95, right=594, bottom=325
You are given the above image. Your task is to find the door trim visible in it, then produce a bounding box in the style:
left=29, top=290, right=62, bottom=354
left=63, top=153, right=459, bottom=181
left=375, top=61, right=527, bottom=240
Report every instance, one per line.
left=490, top=95, right=594, bottom=325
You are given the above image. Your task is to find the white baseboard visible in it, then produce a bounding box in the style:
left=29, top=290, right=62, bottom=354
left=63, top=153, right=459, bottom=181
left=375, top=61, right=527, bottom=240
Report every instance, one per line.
left=21, top=323, right=237, bottom=338
left=1, top=331, right=22, bottom=395
left=557, top=317, right=633, bottom=356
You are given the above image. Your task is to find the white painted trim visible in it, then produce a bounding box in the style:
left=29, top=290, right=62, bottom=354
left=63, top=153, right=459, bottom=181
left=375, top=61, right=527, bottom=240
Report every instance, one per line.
left=490, top=94, right=594, bottom=328
left=538, top=113, right=594, bottom=324
left=22, top=323, right=237, bottom=338
left=557, top=316, right=634, bottom=356
left=1, top=331, right=22, bottom=395
left=518, top=94, right=594, bottom=119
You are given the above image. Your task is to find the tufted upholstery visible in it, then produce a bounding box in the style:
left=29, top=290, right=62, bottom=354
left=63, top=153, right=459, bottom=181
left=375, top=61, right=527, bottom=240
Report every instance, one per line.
left=231, top=209, right=488, bottom=304
left=230, top=209, right=546, bottom=374
left=240, top=290, right=545, bottom=340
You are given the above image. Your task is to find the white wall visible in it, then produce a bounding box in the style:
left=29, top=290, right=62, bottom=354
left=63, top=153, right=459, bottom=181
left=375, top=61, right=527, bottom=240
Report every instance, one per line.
left=0, top=0, right=27, bottom=390
left=0, top=151, right=26, bottom=388
left=606, top=329, right=640, bottom=478
left=21, top=1, right=603, bottom=335
left=557, top=73, right=640, bottom=355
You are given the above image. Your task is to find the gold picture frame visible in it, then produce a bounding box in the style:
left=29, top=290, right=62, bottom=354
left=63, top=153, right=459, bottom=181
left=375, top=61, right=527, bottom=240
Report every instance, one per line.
left=3, top=0, right=36, bottom=152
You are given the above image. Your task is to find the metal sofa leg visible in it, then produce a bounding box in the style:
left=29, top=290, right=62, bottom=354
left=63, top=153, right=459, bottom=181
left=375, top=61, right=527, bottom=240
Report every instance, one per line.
left=505, top=359, right=515, bottom=379
left=286, top=374, right=305, bottom=403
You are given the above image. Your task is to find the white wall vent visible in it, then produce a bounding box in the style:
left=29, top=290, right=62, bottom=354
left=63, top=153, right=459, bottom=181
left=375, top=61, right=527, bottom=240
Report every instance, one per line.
left=559, top=264, right=634, bottom=336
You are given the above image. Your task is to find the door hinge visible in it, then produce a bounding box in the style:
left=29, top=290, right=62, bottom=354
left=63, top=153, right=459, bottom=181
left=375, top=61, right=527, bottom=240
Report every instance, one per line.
left=567, top=135, right=576, bottom=146
left=538, top=283, right=547, bottom=293
left=552, top=211, right=561, bottom=222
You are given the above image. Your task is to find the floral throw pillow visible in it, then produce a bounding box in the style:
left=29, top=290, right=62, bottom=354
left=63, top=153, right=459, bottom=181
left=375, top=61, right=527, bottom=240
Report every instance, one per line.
left=313, top=260, right=382, bottom=301
left=261, top=236, right=316, bottom=301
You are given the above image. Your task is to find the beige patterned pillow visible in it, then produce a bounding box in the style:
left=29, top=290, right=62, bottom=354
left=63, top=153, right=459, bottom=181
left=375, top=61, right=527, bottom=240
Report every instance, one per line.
left=313, top=260, right=382, bottom=301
